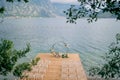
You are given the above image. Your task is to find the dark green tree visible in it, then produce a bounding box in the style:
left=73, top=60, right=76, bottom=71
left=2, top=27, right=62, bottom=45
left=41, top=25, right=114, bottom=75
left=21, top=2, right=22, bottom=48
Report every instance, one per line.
left=13, top=57, right=40, bottom=79
left=0, top=39, right=30, bottom=79
left=64, top=0, right=120, bottom=23
left=13, top=62, right=32, bottom=78
left=89, top=33, right=120, bottom=79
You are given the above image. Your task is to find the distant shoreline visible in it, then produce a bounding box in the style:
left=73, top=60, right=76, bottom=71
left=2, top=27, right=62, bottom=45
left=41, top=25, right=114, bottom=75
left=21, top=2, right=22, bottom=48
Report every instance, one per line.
left=0, top=16, right=116, bottom=19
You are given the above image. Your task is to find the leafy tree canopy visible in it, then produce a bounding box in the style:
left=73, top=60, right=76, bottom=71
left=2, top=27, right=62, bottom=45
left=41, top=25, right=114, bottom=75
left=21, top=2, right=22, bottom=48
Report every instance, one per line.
left=0, top=39, right=30, bottom=79
left=13, top=57, right=40, bottom=79
left=89, top=33, right=120, bottom=79
left=64, top=0, right=120, bottom=23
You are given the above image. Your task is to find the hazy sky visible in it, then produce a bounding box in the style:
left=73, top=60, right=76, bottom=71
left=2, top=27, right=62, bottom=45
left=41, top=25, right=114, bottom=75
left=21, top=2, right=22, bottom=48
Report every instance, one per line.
left=50, top=0, right=78, bottom=4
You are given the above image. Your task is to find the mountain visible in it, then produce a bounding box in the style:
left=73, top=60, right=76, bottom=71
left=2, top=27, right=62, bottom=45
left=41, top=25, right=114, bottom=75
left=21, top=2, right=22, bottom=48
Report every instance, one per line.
left=0, top=0, right=115, bottom=18
left=53, top=3, right=73, bottom=16
left=0, top=0, right=56, bottom=17
left=98, top=12, right=115, bottom=18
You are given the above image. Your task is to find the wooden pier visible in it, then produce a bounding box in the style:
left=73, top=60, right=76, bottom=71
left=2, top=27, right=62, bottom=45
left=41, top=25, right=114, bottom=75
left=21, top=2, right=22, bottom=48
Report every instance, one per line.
left=23, top=53, right=88, bottom=80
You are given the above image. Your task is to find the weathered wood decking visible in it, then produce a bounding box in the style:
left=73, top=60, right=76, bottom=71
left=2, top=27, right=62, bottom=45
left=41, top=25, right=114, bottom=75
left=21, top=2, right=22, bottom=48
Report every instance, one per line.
left=23, top=53, right=88, bottom=80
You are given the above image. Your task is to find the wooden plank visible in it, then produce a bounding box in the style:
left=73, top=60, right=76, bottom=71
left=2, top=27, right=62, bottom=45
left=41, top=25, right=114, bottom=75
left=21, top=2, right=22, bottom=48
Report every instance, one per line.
left=23, top=53, right=88, bottom=80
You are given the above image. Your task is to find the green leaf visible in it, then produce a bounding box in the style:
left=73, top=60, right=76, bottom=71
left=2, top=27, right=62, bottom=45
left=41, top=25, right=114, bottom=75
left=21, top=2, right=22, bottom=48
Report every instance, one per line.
left=0, top=7, right=5, bottom=14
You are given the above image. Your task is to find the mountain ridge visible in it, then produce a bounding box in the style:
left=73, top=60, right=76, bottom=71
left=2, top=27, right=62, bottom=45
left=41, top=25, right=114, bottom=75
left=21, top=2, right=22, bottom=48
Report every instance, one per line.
left=0, top=0, right=56, bottom=17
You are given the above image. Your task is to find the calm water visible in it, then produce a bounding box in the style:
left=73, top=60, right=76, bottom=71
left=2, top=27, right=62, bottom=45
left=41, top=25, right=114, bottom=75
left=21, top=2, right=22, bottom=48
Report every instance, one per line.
left=0, top=17, right=120, bottom=72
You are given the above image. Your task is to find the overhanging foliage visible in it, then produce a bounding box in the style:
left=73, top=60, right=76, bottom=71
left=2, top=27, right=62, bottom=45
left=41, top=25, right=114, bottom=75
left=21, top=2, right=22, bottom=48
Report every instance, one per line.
left=64, top=0, right=120, bottom=23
